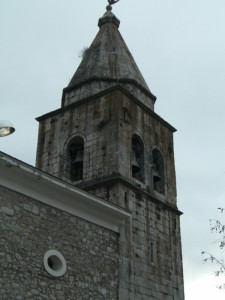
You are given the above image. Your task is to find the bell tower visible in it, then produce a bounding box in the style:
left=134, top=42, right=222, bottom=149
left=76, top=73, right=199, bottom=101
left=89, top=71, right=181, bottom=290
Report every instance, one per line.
left=36, top=4, right=184, bottom=300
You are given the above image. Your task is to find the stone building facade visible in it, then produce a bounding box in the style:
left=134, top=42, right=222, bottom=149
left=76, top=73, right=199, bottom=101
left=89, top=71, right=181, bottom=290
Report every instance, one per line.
left=0, top=4, right=184, bottom=300
left=0, top=152, right=130, bottom=300
left=0, top=186, right=118, bottom=299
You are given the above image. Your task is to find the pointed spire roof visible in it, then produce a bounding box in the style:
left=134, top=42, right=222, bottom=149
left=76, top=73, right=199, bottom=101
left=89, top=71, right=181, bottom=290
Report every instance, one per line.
left=63, top=5, right=156, bottom=107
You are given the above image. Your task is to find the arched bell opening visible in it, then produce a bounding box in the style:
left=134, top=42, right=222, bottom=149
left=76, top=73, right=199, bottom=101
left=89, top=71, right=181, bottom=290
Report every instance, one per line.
left=131, top=135, right=144, bottom=183
left=152, top=148, right=165, bottom=194
left=68, top=136, right=84, bottom=182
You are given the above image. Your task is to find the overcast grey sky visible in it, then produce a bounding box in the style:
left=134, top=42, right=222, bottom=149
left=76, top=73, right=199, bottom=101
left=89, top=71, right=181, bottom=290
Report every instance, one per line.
left=1, top=1, right=225, bottom=298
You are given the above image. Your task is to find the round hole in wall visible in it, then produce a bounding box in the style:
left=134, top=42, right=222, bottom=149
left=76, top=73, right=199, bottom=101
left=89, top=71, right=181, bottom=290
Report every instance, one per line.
left=43, top=250, right=67, bottom=277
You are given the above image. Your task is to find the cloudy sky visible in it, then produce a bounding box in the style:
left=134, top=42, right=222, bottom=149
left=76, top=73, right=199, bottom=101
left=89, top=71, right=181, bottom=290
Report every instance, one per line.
left=1, top=1, right=225, bottom=298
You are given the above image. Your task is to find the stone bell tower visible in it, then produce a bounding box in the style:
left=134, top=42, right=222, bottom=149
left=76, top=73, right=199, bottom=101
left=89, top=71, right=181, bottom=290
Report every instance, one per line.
left=36, top=4, right=184, bottom=300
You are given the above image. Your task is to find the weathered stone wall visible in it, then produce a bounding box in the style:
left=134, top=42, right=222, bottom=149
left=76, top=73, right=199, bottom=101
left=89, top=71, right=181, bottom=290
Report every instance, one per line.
left=36, top=93, right=120, bottom=182
left=36, top=89, right=176, bottom=206
left=0, top=185, right=119, bottom=300
left=86, top=183, right=184, bottom=300
left=35, top=87, right=184, bottom=299
left=115, top=91, right=177, bottom=207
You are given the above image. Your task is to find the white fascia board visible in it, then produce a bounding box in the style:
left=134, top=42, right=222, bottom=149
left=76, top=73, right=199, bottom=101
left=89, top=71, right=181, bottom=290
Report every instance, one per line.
left=0, top=152, right=131, bottom=232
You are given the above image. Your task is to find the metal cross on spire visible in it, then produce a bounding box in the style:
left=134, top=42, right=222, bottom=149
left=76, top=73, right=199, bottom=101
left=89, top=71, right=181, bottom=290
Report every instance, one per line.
left=108, top=0, right=120, bottom=5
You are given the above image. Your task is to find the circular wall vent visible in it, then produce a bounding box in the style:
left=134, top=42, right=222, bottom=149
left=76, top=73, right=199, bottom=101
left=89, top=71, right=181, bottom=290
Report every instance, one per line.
left=43, top=250, right=67, bottom=277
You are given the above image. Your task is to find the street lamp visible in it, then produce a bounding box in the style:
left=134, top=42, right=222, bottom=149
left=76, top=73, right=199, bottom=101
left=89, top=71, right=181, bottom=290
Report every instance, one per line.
left=0, top=120, right=15, bottom=137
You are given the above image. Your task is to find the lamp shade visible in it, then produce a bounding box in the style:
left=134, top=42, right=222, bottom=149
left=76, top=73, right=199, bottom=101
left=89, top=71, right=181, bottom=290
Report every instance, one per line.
left=0, top=120, right=15, bottom=137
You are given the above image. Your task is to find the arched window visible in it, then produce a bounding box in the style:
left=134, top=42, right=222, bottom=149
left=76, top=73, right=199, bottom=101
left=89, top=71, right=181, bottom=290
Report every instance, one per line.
left=152, top=148, right=165, bottom=194
left=68, top=137, right=84, bottom=182
left=131, top=135, right=144, bottom=182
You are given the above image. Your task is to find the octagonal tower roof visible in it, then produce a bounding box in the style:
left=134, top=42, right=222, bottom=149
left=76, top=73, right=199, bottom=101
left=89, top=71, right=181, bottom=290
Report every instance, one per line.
left=62, top=5, right=156, bottom=109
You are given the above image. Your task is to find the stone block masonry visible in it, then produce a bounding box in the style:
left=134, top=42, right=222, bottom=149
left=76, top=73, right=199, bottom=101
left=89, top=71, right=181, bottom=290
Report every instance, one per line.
left=0, top=185, right=119, bottom=300
left=87, top=183, right=184, bottom=300
left=34, top=5, right=185, bottom=297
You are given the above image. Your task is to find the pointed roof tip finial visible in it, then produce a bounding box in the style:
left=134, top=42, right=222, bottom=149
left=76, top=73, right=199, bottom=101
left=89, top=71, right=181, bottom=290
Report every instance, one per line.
left=107, top=0, right=120, bottom=8
left=99, top=0, right=120, bottom=28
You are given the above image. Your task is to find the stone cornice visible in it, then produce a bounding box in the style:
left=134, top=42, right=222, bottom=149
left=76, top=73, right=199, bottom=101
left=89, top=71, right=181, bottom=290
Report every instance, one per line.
left=64, top=77, right=157, bottom=102
left=75, top=173, right=183, bottom=216
left=36, top=85, right=176, bottom=133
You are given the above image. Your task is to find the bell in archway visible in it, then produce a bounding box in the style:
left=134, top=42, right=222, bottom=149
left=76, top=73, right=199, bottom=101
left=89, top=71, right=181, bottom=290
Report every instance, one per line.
left=152, top=164, right=161, bottom=182
left=72, top=147, right=83, bottom=167
left=131, top=148, right=140, bottom=173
